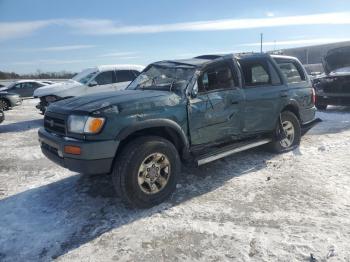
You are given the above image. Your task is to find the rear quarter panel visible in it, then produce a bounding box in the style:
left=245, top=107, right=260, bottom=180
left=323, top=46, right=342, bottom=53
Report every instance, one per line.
left=285, top=81, right=316, bottom=124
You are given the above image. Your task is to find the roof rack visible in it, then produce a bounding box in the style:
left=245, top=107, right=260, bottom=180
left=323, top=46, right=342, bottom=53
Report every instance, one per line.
left=194, top=55, right=226, bottom=60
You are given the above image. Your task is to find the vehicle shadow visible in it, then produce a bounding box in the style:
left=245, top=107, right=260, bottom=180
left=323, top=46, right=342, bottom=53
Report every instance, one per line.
left=0, top=147, right=276, bottom=261
left=324, top=105, right=350, bottom=113
left=310, top=106, right=350, bottom=135
left=0, top=119, right=43, bottom=133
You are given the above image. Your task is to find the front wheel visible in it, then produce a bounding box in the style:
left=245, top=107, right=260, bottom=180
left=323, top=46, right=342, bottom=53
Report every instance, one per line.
left=268, top=111, right=301, bottom=153
left=112, top=136, right=180, bottom=208
left=0, top=99, right=9, bottom=111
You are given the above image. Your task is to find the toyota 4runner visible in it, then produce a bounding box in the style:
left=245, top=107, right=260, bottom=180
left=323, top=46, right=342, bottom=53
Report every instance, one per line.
left=38, top=53, right=320, bottom=208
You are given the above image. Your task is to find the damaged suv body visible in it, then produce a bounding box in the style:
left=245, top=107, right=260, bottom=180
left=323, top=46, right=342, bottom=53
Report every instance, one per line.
left=313, top=46, right=350, bottom=110
left=38, top=53, right=319, bottom=208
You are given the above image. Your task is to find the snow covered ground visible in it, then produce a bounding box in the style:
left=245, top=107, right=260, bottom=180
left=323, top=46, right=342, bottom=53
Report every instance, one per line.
left=0, top=99, right=350, bottom=261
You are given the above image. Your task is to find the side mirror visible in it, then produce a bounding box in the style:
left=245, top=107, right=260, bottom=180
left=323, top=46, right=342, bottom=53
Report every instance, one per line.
left=88, top=80, right=98, bottom=87
left=190, top=82, right=198, bottom=98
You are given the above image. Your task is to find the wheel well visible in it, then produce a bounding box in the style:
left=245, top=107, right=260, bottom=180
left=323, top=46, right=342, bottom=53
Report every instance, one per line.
left=116, top=127, right=186, bottom=159
left=0, top=98, right=10, bottom=108
left=282, top=104, right=300, bottom=120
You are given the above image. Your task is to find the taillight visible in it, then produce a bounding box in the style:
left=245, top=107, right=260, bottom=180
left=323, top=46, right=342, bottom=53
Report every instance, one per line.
left=312, top=88, right=316, bottom=105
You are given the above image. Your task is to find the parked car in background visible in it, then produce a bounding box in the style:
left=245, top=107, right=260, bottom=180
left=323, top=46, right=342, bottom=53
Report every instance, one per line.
left=0, top=109, right=4, bottom=123
left=313, top=46, right=350, bottom=110
left=0, top=91, right=22, bottom=110
left=38, top=53, right=319, bottom=208
left=0, top=80, right=51, bottom=98
left=34, top=64, right=144, bottom=114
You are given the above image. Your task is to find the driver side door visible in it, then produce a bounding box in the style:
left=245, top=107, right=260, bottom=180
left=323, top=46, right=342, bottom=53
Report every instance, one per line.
left=188, top=61, right=244, bottom=145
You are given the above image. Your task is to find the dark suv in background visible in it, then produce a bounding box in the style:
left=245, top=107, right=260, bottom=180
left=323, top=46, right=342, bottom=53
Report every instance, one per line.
left=39, top=53, right=319, bottom=208
left=313, top=46, right=350, bottom=110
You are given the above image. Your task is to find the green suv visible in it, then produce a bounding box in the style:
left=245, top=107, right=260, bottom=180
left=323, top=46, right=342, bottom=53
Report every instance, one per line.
left=38, top=53, right=320, bottom=208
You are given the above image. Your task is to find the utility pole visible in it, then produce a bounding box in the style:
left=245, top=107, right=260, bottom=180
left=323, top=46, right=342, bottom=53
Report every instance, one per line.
left=260, top=33, right=263, bottom=53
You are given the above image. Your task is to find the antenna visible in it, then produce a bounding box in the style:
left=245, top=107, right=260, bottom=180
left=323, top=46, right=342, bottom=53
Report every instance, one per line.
left=260, top=33, right=263, bottom=53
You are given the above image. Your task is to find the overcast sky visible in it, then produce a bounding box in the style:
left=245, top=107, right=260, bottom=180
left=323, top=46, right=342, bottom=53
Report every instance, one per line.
left=1, top=0, right=350, bottom=74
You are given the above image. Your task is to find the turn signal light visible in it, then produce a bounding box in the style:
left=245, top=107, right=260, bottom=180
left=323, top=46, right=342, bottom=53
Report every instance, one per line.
left=84, top=117, right=105, bottom=134
left=64, top=145, right=81, bottom=155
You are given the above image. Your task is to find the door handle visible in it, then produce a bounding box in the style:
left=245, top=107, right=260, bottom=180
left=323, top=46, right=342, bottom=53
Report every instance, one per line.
left=231, top=100, right=239, bottom=105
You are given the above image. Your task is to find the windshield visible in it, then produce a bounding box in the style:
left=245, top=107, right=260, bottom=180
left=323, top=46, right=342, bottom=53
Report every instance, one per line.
left=128, top=64, right=195, bottom=92
left=72, top=69, right=98, bottom=85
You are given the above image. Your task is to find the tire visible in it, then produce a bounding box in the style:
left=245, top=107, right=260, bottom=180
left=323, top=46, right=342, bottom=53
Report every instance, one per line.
left=0, top=109, right=4, bottom=123
left=268, top=111, right=301, bottom=153
left=112, top=136, right=180, bottom=208
left=316, top=104, right=327, bottom=110
left=0, top=99, right=9, bottom=111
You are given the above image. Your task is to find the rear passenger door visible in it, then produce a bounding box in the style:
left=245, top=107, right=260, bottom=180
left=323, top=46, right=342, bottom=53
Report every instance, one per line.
left=115, top=70, right=138, bottom=90
left=274, top=58, right=313, bottom=123
left=86, top=70, right=116, bottom=94
left=189, top=60, right=244, bottom=145
left=239, top=58, right=286, bottom=133
left=24, top=82, right=43, bottom=97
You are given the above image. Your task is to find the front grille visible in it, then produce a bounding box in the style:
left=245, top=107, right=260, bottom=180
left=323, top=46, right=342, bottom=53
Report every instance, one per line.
left=44, top=114, right=66, bottom=136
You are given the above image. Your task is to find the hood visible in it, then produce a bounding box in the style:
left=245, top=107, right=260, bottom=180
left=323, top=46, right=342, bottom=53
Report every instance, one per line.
left=323, top=46, right=350, bottom=75
left=0, top=86, right=9, bottom=92
left=33, top=80, right=83, bottom=97
left=48, top=89, right=181, bottom=114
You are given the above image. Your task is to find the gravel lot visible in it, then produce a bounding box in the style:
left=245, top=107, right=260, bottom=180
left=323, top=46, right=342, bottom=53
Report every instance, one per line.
left=0, top=99, right=350, bottom=261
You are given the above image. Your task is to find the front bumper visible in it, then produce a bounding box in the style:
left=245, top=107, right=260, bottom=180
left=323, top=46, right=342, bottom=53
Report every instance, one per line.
left=8, top=96, right=22, bottom=107
left=38, top=128, right=119, bottom=175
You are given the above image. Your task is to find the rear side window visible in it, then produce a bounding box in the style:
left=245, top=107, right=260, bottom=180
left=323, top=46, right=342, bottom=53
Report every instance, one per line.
left=23, top=82, right=35, bottom=88
left=239, top=60, right=282, bottom=87
left=95, top=71, right=115, bottom=85
left=116, top=70, right=137, bottom=82
left=240, top=61, right=270, bottom=86
left=31, top=82, right=43, bottom=88
left=275, top=59, right=306, bottom=84
left=199, top=65, right=235, bottom=92
left=251, top=64, right=269, bottom=84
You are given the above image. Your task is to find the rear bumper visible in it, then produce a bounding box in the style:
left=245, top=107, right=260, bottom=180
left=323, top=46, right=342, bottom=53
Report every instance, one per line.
left=38, top=128, right=119, bottom=175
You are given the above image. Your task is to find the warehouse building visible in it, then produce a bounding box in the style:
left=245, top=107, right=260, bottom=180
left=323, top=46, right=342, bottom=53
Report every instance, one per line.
left=270, top=41, right=350, bottom=74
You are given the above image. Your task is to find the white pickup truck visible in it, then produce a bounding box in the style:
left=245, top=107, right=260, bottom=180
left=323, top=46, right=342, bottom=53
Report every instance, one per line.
left=34, top=64, right=144, bottom=114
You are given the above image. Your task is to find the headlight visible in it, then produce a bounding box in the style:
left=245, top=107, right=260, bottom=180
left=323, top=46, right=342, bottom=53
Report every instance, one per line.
left=45, top=96, right=59, bottom=103
left=67, top=115, right=105, bottom=134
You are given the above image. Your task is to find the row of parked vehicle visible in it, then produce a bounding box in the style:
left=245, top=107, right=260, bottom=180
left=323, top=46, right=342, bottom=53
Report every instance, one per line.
left=1, top=46, right=348, bottom=116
